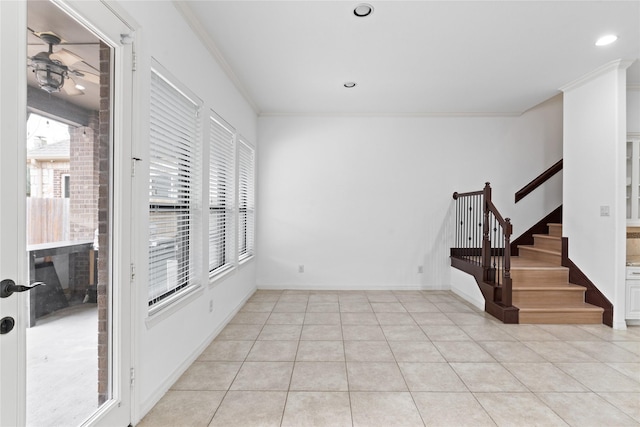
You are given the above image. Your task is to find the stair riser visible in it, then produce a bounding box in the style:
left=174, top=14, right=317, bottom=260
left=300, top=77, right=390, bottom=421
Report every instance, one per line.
left=548, top=224, right=562, bottom=237
left=519, top=247, right=561, bottom=265
left=510, top=269, right=569, bottom=285
left=512, top=290, right=585, bottom=305
left=519, top=311, right=602, bottom=324
left=533, top=237, right=562, bottom=252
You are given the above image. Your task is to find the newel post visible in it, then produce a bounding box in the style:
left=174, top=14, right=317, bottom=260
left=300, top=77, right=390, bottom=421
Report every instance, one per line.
left=482, top=182, right=491, bottom=280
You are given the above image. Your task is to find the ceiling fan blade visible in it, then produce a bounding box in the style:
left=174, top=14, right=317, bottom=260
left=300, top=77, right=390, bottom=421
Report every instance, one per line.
left=62, top=77, right=84, bottom=96
left=50, top=48, right=83, bottom=66
left=70, top=69, right=100, bottom=85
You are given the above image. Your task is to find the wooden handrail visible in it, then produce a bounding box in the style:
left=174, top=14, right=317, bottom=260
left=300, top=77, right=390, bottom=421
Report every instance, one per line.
left=453, top=190, right=483, bottom=199
left=514, top=159, right=563, bottom=203
left=451, top=182, right=513, bottom=311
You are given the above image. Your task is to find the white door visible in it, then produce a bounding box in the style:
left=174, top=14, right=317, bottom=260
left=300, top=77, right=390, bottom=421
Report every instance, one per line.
left=0, top=1, right=134, bottom=426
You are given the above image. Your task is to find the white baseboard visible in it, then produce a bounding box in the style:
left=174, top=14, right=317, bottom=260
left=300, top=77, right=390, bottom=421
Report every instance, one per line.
left=257, top=283, right=438, bottom=291
left=623, top=319, right=640, bottom=328
left=137, top=286, right=256, bottom=421
left=450, top=286, right=485, bottom=310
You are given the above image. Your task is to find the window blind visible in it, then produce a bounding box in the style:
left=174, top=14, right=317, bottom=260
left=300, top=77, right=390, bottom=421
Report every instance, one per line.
left=237, top=139, right=255, bottom=260
left=148, top=67, right=201, bottom=307
left=209, top=113, right=235, bottom=275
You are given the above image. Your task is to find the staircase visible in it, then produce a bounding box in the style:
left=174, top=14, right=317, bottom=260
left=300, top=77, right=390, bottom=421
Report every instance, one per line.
left=511, top=223, right=604, bottom=324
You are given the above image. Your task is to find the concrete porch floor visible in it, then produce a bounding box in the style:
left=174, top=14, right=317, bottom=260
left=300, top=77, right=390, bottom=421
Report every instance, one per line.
left=26, top=303, right=99, bottom=427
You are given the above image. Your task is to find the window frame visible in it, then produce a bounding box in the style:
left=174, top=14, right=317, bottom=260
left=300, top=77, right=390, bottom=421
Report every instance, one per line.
left=236, top=137, right=255, bottom=263
left=147, top=60, right=203, bottom=313
left=208, top=112, right=236, bottom=279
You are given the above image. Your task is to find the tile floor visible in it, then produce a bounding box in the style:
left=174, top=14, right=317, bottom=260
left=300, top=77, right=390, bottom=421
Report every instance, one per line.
left=138, top=290, right=640, bottom=427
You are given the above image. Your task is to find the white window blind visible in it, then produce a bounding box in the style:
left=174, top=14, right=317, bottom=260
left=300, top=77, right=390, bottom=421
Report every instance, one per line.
left=148, top=67, right=201, bottom=307
left=209, top=113, right=235, bottom=275
left=237, top=139, right=255, bottom=260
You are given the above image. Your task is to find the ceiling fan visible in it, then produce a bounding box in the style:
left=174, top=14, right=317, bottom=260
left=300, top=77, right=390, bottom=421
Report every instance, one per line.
left=28, top=30, right=100, bottom=96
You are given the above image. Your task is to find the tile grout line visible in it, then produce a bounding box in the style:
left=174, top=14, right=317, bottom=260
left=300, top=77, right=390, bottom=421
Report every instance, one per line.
left=208, top=293, right=276, bottom=426
left=393, top=296, right=428, bottom=427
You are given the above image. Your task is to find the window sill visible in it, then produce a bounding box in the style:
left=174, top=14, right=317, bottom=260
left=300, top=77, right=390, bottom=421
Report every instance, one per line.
left=145, top=284, right=203, bottom=329
left=238, top=254, right=254, bottom=266
left=209, top=264, right=235, bottom=286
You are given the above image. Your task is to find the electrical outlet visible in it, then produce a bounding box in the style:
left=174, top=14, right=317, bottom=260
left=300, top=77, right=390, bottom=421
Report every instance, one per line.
left=417, top=266, right=423, bottom=274
left=209, top=300, right=213, bottom=313
left=298, top=265, right=304, bottom=273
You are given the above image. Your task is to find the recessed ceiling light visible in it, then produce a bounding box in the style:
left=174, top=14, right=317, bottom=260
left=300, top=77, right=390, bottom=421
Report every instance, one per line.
left=595, top=34, right=618, bottom=46
left=354, top=3, right=373, bottom=17
left=344, top=82, right=357, bottom=88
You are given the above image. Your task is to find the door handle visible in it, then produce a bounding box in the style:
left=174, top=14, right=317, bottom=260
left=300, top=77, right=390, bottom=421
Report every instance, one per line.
left=0, top=279, right=45, bottom=298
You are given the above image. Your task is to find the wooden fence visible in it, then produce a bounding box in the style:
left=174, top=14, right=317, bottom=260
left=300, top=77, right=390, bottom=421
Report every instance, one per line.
left=27, top=198, right=70, bottom=245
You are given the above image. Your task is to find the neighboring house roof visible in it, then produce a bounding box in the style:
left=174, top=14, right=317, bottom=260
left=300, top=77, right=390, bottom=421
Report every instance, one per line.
left=27, top=140, right=70, bottom=161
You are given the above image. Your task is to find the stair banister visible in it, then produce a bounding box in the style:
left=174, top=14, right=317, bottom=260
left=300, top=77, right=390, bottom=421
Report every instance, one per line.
left=514, top=159, right=563, bottom=203
left=451, top=182, right=514, bottom=316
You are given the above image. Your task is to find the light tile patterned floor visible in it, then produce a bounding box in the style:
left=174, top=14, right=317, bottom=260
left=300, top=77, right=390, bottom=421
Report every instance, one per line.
left=138, top=290, right=640, bottom=427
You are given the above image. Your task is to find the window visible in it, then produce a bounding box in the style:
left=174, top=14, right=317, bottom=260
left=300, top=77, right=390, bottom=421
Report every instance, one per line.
left=237, top=139, right=255, bottom=260
left=62, top=174, right=70, bottom=198
left=209, top=113, right=235, bottom=276
left=148, top=65, right=202, bottom=309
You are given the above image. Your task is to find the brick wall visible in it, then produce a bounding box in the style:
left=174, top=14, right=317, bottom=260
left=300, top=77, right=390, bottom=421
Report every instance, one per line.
left=69, top=117, right=99, bottom=241
left=53, top=168, right=69, bottom=198
left=97, top=40, right=110, bottom=406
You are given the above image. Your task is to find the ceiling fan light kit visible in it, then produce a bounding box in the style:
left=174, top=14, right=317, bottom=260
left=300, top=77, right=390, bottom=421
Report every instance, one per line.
left=30, top=32, right=68, bottom=93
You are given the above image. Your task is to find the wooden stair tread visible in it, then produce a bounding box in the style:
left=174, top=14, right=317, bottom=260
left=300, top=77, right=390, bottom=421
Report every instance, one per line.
left=532, top=234, right=561, bottom=240
left=516, top=302, right=603, bottom=312
left=513, top=284, right=585, bottom=291
left=510, top=257, right=565, bottom=269
left=451, top=214, right=605, bottom=324
left=514, top=224, right=602, bottom=323
left=518, top=245, right=561, bottom=256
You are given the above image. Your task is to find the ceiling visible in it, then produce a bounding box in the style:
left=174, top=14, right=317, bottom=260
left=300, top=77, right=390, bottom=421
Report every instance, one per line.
left=183, top=1, right=640, bottom=116
left=27, top=0, right=101, bottom=113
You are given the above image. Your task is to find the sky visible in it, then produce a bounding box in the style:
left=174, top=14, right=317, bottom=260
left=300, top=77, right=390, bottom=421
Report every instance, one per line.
left=26, top=113, right=69, bottom=151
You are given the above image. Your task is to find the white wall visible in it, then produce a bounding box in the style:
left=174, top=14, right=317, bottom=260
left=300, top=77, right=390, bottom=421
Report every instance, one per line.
left=257, top=95, right=562, bottom=291
left=629, top=88, right=640, bottom=133
left=562, top=60, right=631, bottom=329
left=113, top=1, right=258, bottom=422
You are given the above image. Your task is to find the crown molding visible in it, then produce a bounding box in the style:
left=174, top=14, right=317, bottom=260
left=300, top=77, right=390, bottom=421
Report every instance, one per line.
left=258, top=111, right=522, bottom=118
left=560, top=59, right=635, bottom=93
left=173, top=1, right=260, bottom=115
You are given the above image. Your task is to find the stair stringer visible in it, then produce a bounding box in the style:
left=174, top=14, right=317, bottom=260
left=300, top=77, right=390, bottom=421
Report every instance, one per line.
left=450, top=257, right=519, bottom=324
left=560, top=237, right=614, bottom=327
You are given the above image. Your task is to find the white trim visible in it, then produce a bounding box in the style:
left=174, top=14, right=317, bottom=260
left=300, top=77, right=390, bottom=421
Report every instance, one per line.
left=257, top=283, right=427, bottom=291
left=150, top=57, right=203, bottom=108
left=137, top=286, right=256, bottom=422
left=172, top=1, right=259, bottom=114
left=450, top=287, right=485, bottom=311
left=560, top=59, right=635, bottom=93
left=258, top=111, right=523, bottom=118
left=238, top=254, right=255, bottom=266
left=145, top=285, right=204, bottom=329
left=613, top=320, right=629, bottom=330
left=209, top=264, right=236, bottom=285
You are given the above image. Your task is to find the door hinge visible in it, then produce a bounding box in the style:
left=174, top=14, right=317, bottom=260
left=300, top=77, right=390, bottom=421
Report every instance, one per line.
left=132, top=51, right=137, bottom=71
left=130, top=367, right=135, bottom=386
left=131, top=157, right=141, bottom=177
left=130, top=263, right=136, bottom=283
